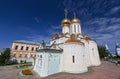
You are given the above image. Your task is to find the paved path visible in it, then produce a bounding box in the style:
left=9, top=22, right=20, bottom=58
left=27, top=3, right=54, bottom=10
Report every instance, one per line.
left=0, top=65, right=40, bottom=79
left=0, top=61, right=120, bottom=79
left=42, top=61, right=120, bottom=79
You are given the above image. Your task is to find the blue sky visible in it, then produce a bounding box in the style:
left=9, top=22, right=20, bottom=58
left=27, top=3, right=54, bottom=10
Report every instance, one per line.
left=0, top=0, right=120, bottom=54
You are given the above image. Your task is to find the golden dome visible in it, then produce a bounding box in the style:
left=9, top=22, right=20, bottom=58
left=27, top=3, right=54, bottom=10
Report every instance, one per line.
left=71, top=18, right=80, bottom=23
left=61, top=19, right=71, bottom=27
left=71, top=12, right=81, bottom=23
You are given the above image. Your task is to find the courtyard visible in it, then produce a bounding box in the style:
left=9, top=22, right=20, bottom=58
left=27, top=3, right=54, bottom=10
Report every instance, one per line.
left=0, top=61, right=120, bottom=79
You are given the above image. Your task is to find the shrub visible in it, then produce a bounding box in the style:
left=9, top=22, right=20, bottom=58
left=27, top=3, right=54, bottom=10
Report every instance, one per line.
left=22, top=69, right=32, bottom=75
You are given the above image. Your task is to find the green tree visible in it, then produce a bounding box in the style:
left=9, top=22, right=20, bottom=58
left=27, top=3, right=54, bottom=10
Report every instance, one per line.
left=98, top=45, right=108, bottom=59
left=0, top=48, right=10, bottom=64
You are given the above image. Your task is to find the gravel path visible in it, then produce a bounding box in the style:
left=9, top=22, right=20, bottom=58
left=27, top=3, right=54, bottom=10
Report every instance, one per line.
left=0, top=61, right=120, bottom=79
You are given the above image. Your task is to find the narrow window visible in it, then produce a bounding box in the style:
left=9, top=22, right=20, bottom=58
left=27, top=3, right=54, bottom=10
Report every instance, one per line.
left=72, top=56, right=75, bottom=63
left=19, top=54, right=22, bottom=58
left=34, top=55, right=36, bottom=57
left=31, top=54, right=33, bottom=57
left=74, top=25, right=76, bottom=32
left=31, top=47, right=34, bottom=51
left=15, top=45, right=18, bottom=50
left=13, top=54, right=16, bottom=57
left=36, top=48, right=37, bottom=51
left=26, top=47, right=29, bottom=51
left=21, top=46, right=24, bottom=50
left=25, top=54, right=27, bottom=58
left=92, top=48, right=94, bottom=56
left=40, top=55, right=42, bottom=58
left=40, top=55, right=42, bottom=65
left=78, top=25, right=79, bottom=32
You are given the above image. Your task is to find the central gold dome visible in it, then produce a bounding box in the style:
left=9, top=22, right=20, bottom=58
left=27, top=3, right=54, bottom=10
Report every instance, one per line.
left=71, top=18, right=80, bottom=23
left=61, top=19, right=71, bottom=27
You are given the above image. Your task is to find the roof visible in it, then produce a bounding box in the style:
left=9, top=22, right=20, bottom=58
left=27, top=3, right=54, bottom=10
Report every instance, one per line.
left=65, top=34, right=83, bottom=43
left=37, top=49, right=63, bottom=53
left=65, top=38, right=81, bottom=43
left=83, top=35, right=95, bottom=41
left=51, top=33, right=65, bottom=40
left=13, top=40, right=39, bottom=45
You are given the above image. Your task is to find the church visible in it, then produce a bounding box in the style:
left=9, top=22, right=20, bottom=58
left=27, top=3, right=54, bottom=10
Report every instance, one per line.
left=33, top=9, right=101, bottom=77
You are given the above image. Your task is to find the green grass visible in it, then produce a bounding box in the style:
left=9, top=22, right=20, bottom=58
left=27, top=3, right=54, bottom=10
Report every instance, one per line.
left=16, top=62, right=32, bottom=69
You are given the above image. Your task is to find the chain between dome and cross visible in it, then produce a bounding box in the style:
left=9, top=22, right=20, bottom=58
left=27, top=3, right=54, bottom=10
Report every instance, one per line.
left=61, top=9, right=80, bottom=27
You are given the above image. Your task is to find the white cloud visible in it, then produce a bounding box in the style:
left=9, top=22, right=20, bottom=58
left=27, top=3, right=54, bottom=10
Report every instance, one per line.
left=25, top=34, right=50, bottom=44
left=106, top=24, right=120, bottom=30
left=46, top=24, right=61, bottom=36
left=82, top=17, right=120, bottom=54
left=51, top=25, right=61, bottom=30
left=88, top=18, right=120, bottom=32
left=91, top=34, right=113, bottom=40
left=34, top=17, right=41, bottom=24
left=105, top=6, right=120, bottom=15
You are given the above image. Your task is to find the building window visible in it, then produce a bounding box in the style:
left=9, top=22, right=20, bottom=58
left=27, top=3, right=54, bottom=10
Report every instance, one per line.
left=40, top=55, right=42, bottom=58
left=40, top=55, right=42, bottom=65
left=72, top=56, right=75, bottom=63
left=78, top=25, right=79, bottom=32
left=31, top=47, right=34, bottom=51
left=26, top=47, right=29, bottom=51
left=21, top=46, right=24, bottom=50
left=31, top=54, right=33, bottom=57
left=74, top=25, right=76, bottom=32
left=34, top=55, right=36, bottom=57
left=25, top=54, right=27, bottom=58
left=92, top=48, right=94, bottom=56
left=36, top=48, right=37, bottom=51
left=13, top=54, right=16, bottom=57
left=19, top=54, right=22, bottom=58
left=15, top=45, right=18, bottom=50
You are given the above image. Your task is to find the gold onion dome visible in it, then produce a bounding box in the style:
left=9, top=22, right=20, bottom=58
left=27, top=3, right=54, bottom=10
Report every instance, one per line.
left=61, top=19, right=71, bottom=27
left=62, top=9, right=71, bottom=27
left=71, top=18, right=80, bottom=23
left=71, top=12, right=81, bottom=23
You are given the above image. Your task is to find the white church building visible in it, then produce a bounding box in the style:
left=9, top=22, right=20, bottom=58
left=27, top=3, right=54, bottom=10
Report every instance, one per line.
left=34, top=9, right=101, bottom=77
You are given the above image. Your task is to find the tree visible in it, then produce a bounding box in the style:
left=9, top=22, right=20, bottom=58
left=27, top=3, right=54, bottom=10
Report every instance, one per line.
left=98, top=45, right=109, bottom=59
left=0, top=48, right=10, bottom=65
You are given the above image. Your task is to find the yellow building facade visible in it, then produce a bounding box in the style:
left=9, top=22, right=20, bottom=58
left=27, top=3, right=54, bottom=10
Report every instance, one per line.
left=11, top=41, right=39, bottom=63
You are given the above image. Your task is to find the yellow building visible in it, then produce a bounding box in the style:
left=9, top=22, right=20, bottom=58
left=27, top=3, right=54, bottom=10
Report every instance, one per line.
left=11, top=41, right=39, bottom=63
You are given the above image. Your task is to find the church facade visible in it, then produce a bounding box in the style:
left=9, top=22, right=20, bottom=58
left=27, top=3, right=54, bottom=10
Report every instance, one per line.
left=34, top=10, right=101, bottom=77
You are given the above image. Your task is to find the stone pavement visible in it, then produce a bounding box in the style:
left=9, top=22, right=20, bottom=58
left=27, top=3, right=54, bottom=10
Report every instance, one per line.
left=0, top=61, right=120, bottom=79
left=42, top=61, right=120, bottom=79
left=0, top=65, right=40, bottom=79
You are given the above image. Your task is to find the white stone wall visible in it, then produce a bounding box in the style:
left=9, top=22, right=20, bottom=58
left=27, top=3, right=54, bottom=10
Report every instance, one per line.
left=70, top=23, right=81, bottom=34
left=62, top=26, right=69, bottom=33
left=81, top=40, right=91, bottom=67
left=62, top=43, right=88, bottom=73
left=88, top=41, right=101, bottom=66
left=34, top=52, right=49, bottom=77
